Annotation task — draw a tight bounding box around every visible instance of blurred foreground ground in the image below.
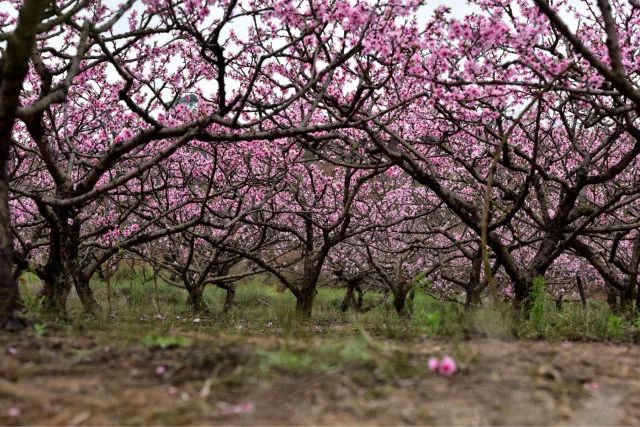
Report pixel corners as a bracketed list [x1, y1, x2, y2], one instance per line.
[2, 326, 640, 426]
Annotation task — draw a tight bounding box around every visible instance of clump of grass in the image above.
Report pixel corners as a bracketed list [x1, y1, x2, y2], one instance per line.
[512, 278, 634, 341]
[529, 276, 547, 334]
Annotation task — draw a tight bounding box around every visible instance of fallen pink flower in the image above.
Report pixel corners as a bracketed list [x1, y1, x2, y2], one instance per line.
[168, 386, 178, 395]
[437, 355, 458, 377]
[7, 347, 17, 355]
[428, 357, 440, 372]
[155, 365, 167, 375]
[584, 381, 600, 391]
[7, 407, 21, 417]
[560, 341, 573, 349]
[219, 401, 255, 415]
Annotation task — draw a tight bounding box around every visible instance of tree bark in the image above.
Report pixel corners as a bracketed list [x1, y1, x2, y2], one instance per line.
[392, 287, 411, 316]
[465, 288, 482, 310]
[295, 287, 316, 317]
[41, 266, 73, 316]
[186, 285, 210, 314]
[39, 212, 101, 315]
[75, 274, 101, 316]
[222, 285, 235, 312]
[340, 279, 357, 312]
[619, 286, 635, 316]
[464, 250, 483, 310]
[0, 178, 17, 326]
[576, 276, 587, 309]
[607, 286, 620, 314]
[0, 0, 49, 327]
[294, 253, 324, 317]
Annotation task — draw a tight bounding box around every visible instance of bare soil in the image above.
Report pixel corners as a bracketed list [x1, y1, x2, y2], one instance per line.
[2, 328, 640, 426]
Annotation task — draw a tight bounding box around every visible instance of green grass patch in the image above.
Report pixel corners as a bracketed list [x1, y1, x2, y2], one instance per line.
[17, 269, 640, 342]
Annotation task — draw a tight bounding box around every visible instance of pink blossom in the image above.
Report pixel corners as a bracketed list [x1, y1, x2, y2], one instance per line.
[6, 346, 17, 355]
[115, 128, 134, 143]
[428, 357, 440, 372]
[155, 365, 167, 375]
[219, 401, 255, 415]
[7, 407, 21, 417]
[437, 356, 458, 377]
[584, 381, 600, 391]
[428, 356, 458, 376]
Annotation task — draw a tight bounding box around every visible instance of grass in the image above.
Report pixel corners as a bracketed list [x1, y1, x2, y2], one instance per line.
[17, 268, 640, 343]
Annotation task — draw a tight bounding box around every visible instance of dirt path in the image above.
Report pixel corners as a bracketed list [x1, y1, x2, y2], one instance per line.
[1, 330, 639, 425]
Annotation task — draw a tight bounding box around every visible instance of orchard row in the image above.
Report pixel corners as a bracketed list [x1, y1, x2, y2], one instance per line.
[1, 0, 640, 323]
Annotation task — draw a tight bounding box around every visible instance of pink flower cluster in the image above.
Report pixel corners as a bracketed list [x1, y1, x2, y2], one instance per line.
[428, 355, 458, 377]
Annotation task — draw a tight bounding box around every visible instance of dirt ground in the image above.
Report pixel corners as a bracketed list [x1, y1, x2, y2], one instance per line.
[2, 328, 640, 426]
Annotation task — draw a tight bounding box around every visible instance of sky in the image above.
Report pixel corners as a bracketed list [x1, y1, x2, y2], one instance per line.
[421, 0, 481, 17]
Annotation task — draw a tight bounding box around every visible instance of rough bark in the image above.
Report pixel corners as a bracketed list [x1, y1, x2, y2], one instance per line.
[39, 213, 100, 315]
[0, 0, 49, 327]
[607, 286, 620, 314]
[75, 275, 101, 315]
[0, 178, 17, 326]
[222, 285, 235, 312]
[576, 276, 587, 309]
[619, 286, 635, 316]
[340, 279, 361, 312]
[392, 286, 413, 316]
[186, 285, 210, 314]
[465, 289, 482, 310]
[295, 288, 317, 317]
[464, 250, 484, 310]
[294, 252, 325, 317]
[340, 282, 355, 312]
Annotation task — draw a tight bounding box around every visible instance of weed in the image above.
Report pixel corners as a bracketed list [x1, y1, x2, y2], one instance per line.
[607, 315, 624, 339]
[34, 323, 47, 337]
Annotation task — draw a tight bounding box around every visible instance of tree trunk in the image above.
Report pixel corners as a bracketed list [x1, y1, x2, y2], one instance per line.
[464, 288, 482, 310]
[294, 254, 324, 318]
[0, 0, 49, 328]
[392, 287, 411, 316]
[619, 286, 635, 316]
[0, 177, 17, 327]
[576, 276, 587, 309]
[340, 280, 357, 312]
[295, 287, 317, 317]
[75, 275, 101, 316]
[464, 249, 483, 311]
[41, 269, 72, 316]
[222, 285, 235, 312]
[355, 285, 364, 310]
[40, 214, 83, 316]
[186, 285, 210, 314]
[513, 280, 532, 313]
[607, 286, 620, 315]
